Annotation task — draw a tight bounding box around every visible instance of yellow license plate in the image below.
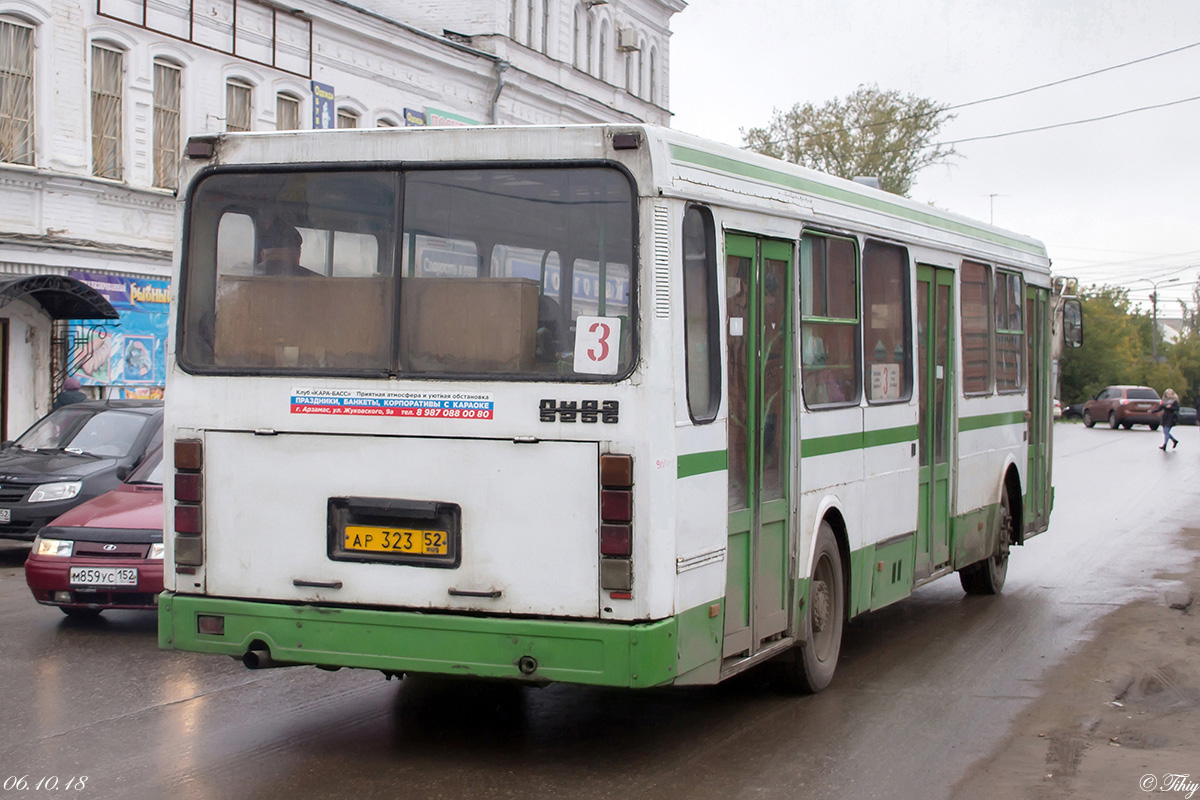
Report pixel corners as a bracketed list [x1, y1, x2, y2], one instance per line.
[343, 525, 449, 556]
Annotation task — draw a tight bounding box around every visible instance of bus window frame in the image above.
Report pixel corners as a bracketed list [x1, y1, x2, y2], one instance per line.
[994, 267, 1025, 394]
[800, 229, 862, 410]
[861, 237, 913, 405]
[175, 160, 641, 383]
[960, 259, 994, 397]
[681, 203, 721, 424]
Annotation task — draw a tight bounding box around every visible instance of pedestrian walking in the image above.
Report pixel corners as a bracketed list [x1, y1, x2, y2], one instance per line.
[1151, 388, 1180, 450]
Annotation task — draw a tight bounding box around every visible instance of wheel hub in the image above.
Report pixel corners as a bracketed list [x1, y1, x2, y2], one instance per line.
[812, 580, 830, 633]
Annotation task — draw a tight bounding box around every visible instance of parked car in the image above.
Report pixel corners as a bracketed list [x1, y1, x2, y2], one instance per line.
[1082, 385, 1161, 430]
[0, 400, 163, 542]
[25, 444, 164, 618]
[1178, 406, 1198, 426]
[1063, 402, 1085, 420]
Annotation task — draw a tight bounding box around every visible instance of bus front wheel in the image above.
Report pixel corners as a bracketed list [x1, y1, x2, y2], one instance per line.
[775, 521, 844, 693]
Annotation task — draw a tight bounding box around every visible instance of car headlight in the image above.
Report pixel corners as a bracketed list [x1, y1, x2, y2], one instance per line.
[28, 481, 82, 503]
[34, 537, 73, 557]
[148, 542, 165, 560]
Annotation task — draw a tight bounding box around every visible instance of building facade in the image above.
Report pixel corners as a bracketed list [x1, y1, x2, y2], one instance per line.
[0, 0, 684, 438]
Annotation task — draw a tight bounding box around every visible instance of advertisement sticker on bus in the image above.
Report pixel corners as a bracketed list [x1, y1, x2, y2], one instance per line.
[290, 389, 494, 419]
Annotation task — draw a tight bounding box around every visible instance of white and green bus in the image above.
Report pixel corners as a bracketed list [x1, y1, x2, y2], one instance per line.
[159, 124, 1080, 692]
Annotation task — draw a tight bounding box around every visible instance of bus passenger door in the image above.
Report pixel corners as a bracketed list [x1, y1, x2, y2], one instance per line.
[724, 234, 792, 659]
[1026, 285, 1051, 530]
[916, 266, 954, 573]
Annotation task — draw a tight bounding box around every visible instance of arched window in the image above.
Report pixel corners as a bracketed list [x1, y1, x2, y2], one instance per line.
[541, 0, 549, 54]
[637, 46, 644, 97]
[276, 92, 300, 130]
[92, 43, 126, 178]
[336, 108, 358, 128]
[586, 15, 593, 74]
[598, 21, 608, 81]
[225, 78, 253, 132]
[511, 0, 518, 38]
[152, 59, 182, 188]
[526, 0, 534, 45]
[649, 47, 657, 104]
[1, 16, 36, 165]
[573, 7, 582, 67]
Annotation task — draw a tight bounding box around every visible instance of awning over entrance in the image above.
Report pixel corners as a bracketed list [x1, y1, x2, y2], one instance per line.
[0, 275, 119, 320]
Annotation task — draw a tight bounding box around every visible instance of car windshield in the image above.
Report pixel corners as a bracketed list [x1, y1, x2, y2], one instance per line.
[16, 408, 150, 458]
[1128, 389, 1159, 400]
[126, 444, 163, 484]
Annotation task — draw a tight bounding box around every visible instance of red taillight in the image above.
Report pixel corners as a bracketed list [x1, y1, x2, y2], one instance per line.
[175, 438, 204, 570]
[599, 454, 633, 595]
[175, 473, 203, 503]
[600, 490, 632, 522]
[175, 504, 202, 534]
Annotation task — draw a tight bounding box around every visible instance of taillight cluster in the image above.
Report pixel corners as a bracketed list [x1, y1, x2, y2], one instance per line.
[599, 453, 633, 598]
[173, 439, 204, 572]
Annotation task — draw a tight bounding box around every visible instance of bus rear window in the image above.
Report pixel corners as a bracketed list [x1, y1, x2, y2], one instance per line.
[180, 167, 636, 379]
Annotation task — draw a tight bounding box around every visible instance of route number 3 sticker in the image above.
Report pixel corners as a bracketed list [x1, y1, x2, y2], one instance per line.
[573, 316, 621, 375]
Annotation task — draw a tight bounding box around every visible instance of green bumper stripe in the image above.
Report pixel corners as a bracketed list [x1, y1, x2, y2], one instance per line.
[678, 449, 727, 478]
[669, 144, 1047, 257]
[959, 411, 1026, 432]
[159, 593, 680, 688]
[801, 424, 918, 458]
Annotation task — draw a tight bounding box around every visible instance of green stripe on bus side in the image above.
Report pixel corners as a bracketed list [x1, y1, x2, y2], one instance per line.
[800, 424, 918, 458]
[677, 450, 728, 479]
[669, 144, 1047, 257]
[959, 411, 1027, 432]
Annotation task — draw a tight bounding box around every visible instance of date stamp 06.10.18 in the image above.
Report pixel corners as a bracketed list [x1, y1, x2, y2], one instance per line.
[3, 776, 88, 792]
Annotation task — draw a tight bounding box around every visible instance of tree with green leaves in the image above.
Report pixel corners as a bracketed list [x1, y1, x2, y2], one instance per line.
[741, 84, 956, 196]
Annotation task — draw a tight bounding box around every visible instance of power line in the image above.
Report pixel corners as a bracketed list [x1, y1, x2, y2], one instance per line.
[750, 39, 1200, 143]
[924, 94, 1200, 149]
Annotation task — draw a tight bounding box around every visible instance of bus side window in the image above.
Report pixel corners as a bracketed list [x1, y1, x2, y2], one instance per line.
[682, 204, 720, 422]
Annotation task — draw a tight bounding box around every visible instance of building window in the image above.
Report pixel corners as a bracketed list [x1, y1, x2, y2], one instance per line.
[961, 261, 992, 395]
[152, 60, 181, 190]
[649, 47, 657, 105]
[801, 232, 860, 407]
[586, 16, 593, 74]
[225, 79, 252, 132]
[573, 8, 582, 67]
[637, 47, 644, 97]
[526, 0, 534, 45]
[541, 0, 549, 54]
[336, 109, 358, 129]
[0, 18, 35, 166]
[598, 22, 608, 82]
[276, 93, 300, 131]
[376, 117, 397, 128]
[91, 44, 124, 180]
[683, 205, 720, 422]
[863, 240, 911, 403]
[995, 270, 1024, 391]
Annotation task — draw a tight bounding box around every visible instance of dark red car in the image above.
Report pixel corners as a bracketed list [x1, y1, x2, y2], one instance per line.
[1082, 385, 1162, 430]
[24, 446, 163, 618]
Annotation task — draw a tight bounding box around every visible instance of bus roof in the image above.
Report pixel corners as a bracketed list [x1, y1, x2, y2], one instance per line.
[191, 122, 1050, 271]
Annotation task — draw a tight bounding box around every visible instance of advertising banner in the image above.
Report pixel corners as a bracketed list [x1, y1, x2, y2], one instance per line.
[67, 272, 170, 397]
[312, 81, 335, 129]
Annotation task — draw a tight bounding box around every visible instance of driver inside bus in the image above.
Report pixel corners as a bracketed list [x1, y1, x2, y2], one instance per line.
[256, 220, 312, 277]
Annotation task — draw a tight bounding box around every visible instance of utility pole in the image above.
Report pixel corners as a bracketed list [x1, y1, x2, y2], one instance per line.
[1138, 276, 1181, 361]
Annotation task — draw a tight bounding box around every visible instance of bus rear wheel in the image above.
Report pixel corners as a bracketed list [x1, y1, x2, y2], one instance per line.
[775, 521, 844, 693]
[960, 488, 1012, 595]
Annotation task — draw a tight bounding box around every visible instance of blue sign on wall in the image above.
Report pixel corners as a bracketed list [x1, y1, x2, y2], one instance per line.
[67, 271, 170, 397]
[312, 81, 335, 129]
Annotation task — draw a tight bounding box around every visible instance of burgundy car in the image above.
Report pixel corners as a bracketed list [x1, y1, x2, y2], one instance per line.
[25, 446, 163, 618]
[1082, 385, 1162, 430]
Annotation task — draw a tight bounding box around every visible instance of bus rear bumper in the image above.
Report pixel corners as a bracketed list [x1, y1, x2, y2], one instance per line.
[158, 592, 690, 688]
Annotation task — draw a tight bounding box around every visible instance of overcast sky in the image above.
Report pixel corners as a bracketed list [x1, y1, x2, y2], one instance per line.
[669, 0, 1200, 314]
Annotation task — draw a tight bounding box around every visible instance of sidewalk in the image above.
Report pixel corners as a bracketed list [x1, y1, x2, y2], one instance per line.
[952, 528, 1200, 800]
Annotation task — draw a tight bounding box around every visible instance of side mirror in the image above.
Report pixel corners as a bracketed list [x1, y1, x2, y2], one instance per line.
[1062, 298, 1083, 348]
[115, 465, 131, 481]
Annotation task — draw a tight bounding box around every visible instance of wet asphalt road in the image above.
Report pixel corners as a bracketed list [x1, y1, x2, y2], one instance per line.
[1, 422, 1197, 800]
